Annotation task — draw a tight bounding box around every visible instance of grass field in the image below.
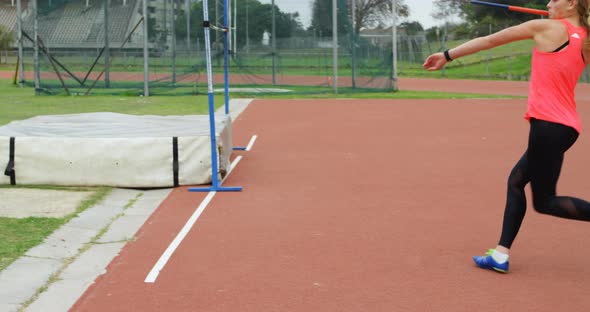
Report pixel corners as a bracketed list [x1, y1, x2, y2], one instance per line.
[0, 81, 219, 125]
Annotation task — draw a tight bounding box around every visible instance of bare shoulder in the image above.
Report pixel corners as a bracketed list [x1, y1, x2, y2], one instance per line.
[520, 19, 561, 33]
[521, 19, 569, 45]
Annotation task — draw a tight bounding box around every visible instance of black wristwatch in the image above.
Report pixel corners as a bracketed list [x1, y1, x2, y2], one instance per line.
[444, 50, 453, 62]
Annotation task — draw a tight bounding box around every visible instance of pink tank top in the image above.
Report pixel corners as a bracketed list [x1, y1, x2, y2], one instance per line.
[525, 20, 587, 133]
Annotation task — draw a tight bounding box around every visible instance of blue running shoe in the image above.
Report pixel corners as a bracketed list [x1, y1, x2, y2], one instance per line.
[473, 249, 509, 273]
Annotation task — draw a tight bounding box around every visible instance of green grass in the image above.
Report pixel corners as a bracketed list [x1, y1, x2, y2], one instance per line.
[0, 217, 64, 270]
[0, 82, 224, 126]
[0, 187, 111, 272]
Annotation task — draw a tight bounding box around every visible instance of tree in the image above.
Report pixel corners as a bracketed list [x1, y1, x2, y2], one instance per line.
[351, 0, 409, 33]
[309, 0, 410, 37]
[399, 21, 423, 36]
[175, 0, 304, 49]
[432, 0, 547, 29]
[431, 0, 464, 21]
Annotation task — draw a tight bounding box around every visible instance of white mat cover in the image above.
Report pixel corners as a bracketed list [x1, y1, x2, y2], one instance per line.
[0, 112, 232, 187]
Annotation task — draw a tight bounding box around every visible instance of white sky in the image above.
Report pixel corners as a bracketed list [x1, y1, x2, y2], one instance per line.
[257, 0, 451, 30]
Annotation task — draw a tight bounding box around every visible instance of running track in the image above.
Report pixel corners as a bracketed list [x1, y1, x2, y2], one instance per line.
[70, 89, 590, 311]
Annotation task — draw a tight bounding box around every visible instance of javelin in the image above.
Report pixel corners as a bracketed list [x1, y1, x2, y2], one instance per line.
[470, 0, 549, 16]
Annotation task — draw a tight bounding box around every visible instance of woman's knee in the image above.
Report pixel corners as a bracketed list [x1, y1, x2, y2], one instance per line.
[507, 167, 527, 190]
[532, 196, 553, 214]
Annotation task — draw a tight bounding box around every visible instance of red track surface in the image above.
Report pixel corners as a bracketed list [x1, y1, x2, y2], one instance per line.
[70, 95, 590, 311]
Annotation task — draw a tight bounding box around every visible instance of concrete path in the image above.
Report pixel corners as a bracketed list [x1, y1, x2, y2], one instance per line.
[0, 188, 172, 312]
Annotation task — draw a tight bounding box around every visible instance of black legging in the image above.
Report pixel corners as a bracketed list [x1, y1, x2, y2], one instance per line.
[499, 118, 590, 248]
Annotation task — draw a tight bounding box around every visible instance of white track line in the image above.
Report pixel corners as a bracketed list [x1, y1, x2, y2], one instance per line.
[144, 156, 243, 283]
[245, 135, 258, 151]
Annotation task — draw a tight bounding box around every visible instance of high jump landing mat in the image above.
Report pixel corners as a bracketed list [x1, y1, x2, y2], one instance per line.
[0, 112, 233, 188]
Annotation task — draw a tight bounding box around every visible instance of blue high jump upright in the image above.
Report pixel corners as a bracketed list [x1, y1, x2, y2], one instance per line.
[189, 0, 242, 193]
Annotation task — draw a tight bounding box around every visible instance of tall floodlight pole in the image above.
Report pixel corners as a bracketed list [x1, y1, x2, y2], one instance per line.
[233, 0, 237, 54]
[271, 0, 276, 85]
[16, 0, 23, 86]
[351, 0, 356, 89]
[104, 0, 110, 87]
[332, 0, 337, 94]
[391, 0, 398, 91]
[143, 0, 149, 96]
[246, 1, 249, 53]
[186, 0, 190, 51]
[171, 0, 177, 84]
[163, 0, 168, 65]
[34, 0, 39, 94]
[227, 0, 231, 52]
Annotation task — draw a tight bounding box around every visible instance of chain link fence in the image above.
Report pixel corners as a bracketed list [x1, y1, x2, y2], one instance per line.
[2, 0, 580, 95]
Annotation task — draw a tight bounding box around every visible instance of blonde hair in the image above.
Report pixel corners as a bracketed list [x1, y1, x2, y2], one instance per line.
[577, 0, 590, 54]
